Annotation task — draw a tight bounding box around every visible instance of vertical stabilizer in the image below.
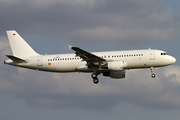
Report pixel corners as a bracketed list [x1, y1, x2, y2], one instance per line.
[6, 30, 39, 57]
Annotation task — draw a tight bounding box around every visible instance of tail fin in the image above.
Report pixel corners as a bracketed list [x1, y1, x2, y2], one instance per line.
[6, 30, 39, 57]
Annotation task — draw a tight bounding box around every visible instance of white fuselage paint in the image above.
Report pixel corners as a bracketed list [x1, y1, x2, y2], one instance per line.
[5, 49, 176, 73]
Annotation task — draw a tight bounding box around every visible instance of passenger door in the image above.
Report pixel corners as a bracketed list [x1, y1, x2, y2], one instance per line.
[37, 56, 43, 66]
[149, 50, 155, 60]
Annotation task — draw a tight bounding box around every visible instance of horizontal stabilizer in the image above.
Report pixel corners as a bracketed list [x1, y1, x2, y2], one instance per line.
[6, 55, 27, 63]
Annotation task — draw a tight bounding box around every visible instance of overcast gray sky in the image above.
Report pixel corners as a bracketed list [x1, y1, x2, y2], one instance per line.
[1, 0, 180, 120]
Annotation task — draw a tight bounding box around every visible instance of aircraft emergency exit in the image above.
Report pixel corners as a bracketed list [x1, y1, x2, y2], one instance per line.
[4, 30, 176, 84]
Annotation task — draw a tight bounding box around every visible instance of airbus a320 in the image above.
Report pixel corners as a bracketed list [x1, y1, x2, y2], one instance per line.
[4, 30, 176, 84]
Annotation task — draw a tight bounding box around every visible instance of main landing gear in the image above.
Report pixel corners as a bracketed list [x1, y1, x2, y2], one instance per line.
[91, 73, 99, 84]
[151, 67, 156, 78]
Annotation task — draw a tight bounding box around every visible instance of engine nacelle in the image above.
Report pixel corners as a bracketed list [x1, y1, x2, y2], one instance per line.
[103, 70, 126, 79]
[107, 61, 126, 71]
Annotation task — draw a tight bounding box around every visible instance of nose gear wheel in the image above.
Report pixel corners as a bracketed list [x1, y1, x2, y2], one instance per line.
[150, 67, 156, 78]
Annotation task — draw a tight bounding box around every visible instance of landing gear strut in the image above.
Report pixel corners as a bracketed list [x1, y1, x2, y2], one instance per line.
[91, 73, 99, 84]
[151, 67, 156, 78]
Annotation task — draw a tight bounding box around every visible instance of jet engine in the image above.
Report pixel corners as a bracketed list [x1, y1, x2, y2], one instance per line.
[103, 70, 126, 79]
[102, 61, 127, 71]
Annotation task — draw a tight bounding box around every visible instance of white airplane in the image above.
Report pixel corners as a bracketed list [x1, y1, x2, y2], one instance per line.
[4, 30, 176, 84]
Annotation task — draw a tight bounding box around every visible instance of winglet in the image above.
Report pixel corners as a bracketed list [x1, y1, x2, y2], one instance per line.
[68, 45, 73, 49]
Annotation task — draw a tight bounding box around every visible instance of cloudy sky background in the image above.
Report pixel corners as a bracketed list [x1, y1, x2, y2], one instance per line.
[0, 0, 180, 120]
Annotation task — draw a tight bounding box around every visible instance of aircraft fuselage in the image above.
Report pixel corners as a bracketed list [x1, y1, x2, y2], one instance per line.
[5, 49, 176, 72]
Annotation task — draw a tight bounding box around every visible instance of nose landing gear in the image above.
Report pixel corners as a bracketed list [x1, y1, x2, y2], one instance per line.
[91, 73, 99, 84]
[151, 67, 156, 78]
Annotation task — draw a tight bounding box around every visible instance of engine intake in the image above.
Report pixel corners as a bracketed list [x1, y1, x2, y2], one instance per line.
[102, 61, 126, 71]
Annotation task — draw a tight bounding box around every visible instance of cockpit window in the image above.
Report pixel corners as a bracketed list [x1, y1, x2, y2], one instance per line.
[161, 53, 167, 55]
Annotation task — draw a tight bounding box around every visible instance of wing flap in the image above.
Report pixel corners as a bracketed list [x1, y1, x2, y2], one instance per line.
[6, 55, 27, 63]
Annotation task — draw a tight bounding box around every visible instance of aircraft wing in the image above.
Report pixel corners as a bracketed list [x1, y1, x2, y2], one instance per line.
[68, 45, 106, 65]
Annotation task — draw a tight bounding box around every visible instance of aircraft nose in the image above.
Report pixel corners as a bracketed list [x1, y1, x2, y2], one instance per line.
[169, 56, 176, 64]
[172, 57, 176, 63]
